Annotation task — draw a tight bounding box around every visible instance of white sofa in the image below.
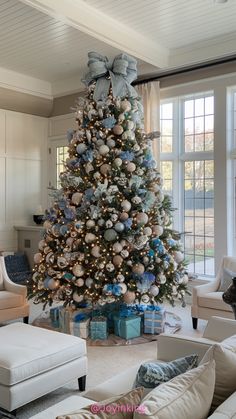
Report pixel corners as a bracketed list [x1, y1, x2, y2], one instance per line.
[30, 316, 236, 419]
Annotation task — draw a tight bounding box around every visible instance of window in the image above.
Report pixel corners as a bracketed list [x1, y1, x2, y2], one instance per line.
[160, 93, 215, 276]
[56, 146, 69, 188]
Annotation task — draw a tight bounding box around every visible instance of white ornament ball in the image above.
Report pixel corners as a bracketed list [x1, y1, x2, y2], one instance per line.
[113, 255, 123, 267]
[113, 242, 123, 253]
[173, 251, 184, 264]
[143, 227, 152, 236]
[121, 200, 131, 212]
[111, 214, 118, 222]
[107, 138, 116, 148]
[158, 273, 166, 284]
[96, 139, 104, 147]
[136, 212, 149, 225]
[72, 264, 85, 277]
[119, 283, 127, 294]
[85, 233, 96, 243]
[127, 120, 134, 130]
[48, 279, 60, 290]
[76, 143, 87, 154]
[121, 249, 129, 258]
[34, 253, 43, 264]
[152, 225, 163, 237]
[120, 212, 128, 222]
[98, 218, 105, 226]
[106, 263, 115, 272]
[118, 113, 125, 122]
[104, 229, 118, 242]
[72, 192, 83, 205]
[106, 220, 113, 228]
[91, 245, 101, 257]
[86, 219, 95, 228]
[182, 274, 189, 285]
[126, 162, 136, 172]
[150, 285, 160, 297]
[85, 277, 93, 287]
[141, 294, 150, 304]
[76, 278, 84, 287]
[100, 164, 111, 175]
[117, 274, 125, 282]
[114, 222, 125, 232]
[73, 292, 84, 303]
[132, 263, 145, 275]
[99, 145, 109, 156]
[113, 125, 124, 135]
[114, 158, 122, 167]
[123, 291, 136, 304]
[121, 100, 131, 112]
[38, 240, 46, 251]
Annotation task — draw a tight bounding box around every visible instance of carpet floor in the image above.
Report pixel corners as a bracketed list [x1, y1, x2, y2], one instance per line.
[2, 302, 207, 419]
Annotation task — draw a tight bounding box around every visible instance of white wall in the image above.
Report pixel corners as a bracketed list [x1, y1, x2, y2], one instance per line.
[0, 109, 48, 251]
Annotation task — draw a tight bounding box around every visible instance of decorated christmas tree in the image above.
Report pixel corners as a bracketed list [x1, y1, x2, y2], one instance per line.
[32, 52, 188, 309]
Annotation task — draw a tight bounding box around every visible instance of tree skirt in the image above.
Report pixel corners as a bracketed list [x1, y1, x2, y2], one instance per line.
[32, 310, 181, 346]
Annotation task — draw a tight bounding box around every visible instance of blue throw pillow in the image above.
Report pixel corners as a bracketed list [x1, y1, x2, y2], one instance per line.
[134, 354, 198, 389]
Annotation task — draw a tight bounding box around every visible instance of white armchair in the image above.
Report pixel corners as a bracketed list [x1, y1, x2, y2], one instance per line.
[0, 256, 29, 323]
[191, 256, 236, 329]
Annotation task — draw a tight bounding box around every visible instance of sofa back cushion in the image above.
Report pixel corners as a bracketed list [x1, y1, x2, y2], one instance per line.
[134, 360, 215, 419]
[0, 271, 4, 290]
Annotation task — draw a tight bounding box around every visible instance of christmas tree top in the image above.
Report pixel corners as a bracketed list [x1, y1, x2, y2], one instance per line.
[32, 52, 188, 308]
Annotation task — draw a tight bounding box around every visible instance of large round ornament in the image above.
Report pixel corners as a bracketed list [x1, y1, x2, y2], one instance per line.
[85, 277, 93, 287]
[100, 164, 111, 175]
[150, 285, 160, 297]
[117, 274, 125, 282]
[73, 292, 84, 303]
[126, 162, 136, 172]
[38, 239, 46, 251]
[34, 253, 43, 264]
[72, 264, 85, 277]
[136, 212, 149, 225]
[104, 229, 118, 242]
[121, 200, 131, 212]
[173, 251, 184, 264]
[152, 225, 163, 237]
[107, 138, 116, 148]
[114, 158, 122, 167]
[123, 291, 136, 304]
[113, 125, 124, 135]
[143, 227, 152, 236]
[119, 283, 127, 294]
[76, 143, 87, 154]
[76, 278, 84, 287]
[120, 212, 129, 221]
[113, 242, 123, 253]
[48, 278, 60, 290]
[114, 222, 125, 232]
[91, 245, 101, 257]
[99, 145, 109, 155]
[113, 255, 123, 267]
[85, 233, 96, 243]
[141, 294, 150, 304]
[120, 100, 131, 112]
[86, 219, 95, 229]
[132, 263, 145, 275]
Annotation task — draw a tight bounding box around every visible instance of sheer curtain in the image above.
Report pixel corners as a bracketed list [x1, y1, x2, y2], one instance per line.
[136, 81, 160, 168]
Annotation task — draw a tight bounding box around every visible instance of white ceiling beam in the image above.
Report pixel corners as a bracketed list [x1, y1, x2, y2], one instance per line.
[20, 0, 169, 69]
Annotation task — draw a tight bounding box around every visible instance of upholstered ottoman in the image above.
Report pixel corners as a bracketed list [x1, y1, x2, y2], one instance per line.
[0, 322, 88, 415]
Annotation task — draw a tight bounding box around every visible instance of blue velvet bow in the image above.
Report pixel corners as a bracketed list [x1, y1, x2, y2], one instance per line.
[82, 52, 138, 101]
[74, 313, 88, 322]
[145, 305, 161, 312]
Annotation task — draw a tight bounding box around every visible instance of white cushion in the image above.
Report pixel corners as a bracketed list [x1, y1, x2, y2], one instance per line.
[208, 391, 236, 418]
[0, 291, 24, 309]
[201, 343, 236, 409]
[198, 292, 231, 312]
[134, 360, 215, 419]
[0, 323, 86, 385]
[0, 271, 4, 291]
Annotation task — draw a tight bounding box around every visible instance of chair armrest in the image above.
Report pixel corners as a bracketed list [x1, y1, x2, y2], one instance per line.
[192, 280, 219, 306]
[203, 316, 236, 342]
[0, 256, 27, 298]
[157, 333, 214, 362]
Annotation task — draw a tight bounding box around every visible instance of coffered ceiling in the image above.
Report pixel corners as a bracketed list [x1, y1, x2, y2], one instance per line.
[0, 0, 236, 98]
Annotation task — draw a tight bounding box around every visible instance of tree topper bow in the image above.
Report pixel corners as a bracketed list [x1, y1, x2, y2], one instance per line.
[82, 52, 138, 101]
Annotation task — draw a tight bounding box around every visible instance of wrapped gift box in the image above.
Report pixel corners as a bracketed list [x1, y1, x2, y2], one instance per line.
[144, 307, 165, 334]
[90, 316, 108, 340]
[113, 315, 141, 340]
[50, 306, 63, 329]
[73, 318, 90, 339]
[59, 307, 92, 335]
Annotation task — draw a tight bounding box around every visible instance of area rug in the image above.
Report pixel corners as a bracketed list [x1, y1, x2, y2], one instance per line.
[32, 310, 181, 346]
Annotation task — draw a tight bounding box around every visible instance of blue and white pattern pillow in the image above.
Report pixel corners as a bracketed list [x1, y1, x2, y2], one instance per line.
[219, 267, 236, 292]
[134, 354, 198, 389]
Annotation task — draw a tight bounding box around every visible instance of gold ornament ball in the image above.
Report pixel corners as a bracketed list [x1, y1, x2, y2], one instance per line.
[73, 292, 84, 303]
[113, 255, 123, 267]
[123, 291, 136, 304]
[132, 263, 145, 275]
[120, 212, 129, 221]
[72, 264, 85, 277]
[136, 212, 149, 225]
[48, 279, 60, 290]
[113, 124, 124, 135]
[152, 225, 163, 236]
[34, 253, 43, 264]
[91, 245, 101, 257]
[100, 164, 111, 175]
[72, 192, 83, 205]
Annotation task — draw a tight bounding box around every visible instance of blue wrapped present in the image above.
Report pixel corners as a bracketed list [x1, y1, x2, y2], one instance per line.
[144, 306, 165, 334]
[114, 315, 141, 340]
[50, 306, 63, 328]
[90, 316, 108, 340]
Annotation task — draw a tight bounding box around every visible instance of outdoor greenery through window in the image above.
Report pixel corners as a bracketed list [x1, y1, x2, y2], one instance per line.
[160, 93, 215, 276]
[56, 146, 69, 189]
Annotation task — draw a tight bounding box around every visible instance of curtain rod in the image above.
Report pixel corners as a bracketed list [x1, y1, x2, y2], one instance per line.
[133, 55, 236, 86]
